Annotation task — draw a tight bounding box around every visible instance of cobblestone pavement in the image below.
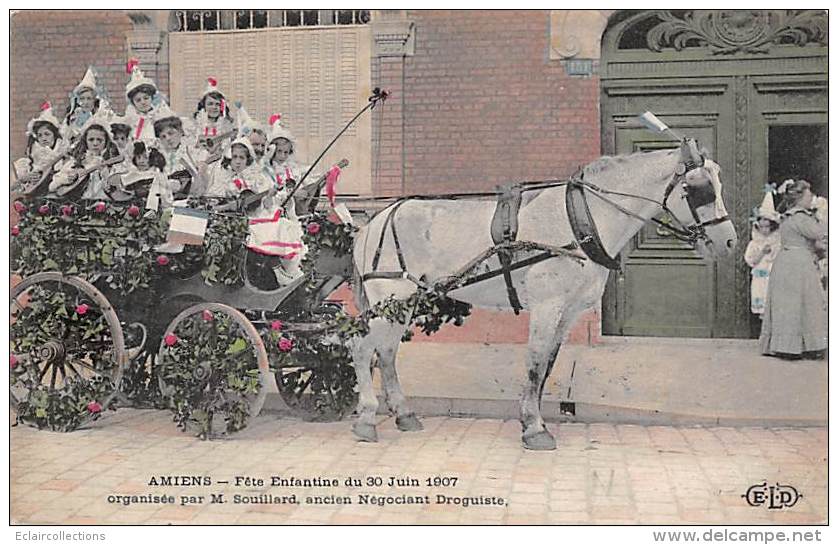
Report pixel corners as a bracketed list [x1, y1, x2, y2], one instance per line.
[10, 410, 826, 525]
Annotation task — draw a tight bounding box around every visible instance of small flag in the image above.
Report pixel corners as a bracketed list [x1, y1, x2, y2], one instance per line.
[167, 207, 209, 246]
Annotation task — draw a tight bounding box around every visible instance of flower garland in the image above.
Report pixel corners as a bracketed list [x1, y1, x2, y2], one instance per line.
[156, 309, 263, 439]
[10, 285, 118, 431]
[262, 311, 365, 420]
[300, 210, 357, 290]
[11, 199, 165, 296]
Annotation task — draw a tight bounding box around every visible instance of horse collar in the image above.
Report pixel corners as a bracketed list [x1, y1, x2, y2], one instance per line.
[565, 179, 621, 271]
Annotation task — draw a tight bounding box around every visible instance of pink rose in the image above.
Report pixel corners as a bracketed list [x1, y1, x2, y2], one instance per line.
[87, 401, 102, 414]
[13, 201, 26, 213]
[11, 226, 20, 237]
[164, 333, 178, 347]
[10, 354, 18, 369]
[94, 201, 107, 213]
[75, 303, 89, 315]
[233, 178, 243, 190]
[38, 204, 50, 215]
[306, 222, 321, 235]
[202, 310, 214, 322]
[156, 255, 170, 266]
[278, 337, 294, 352]
[270, 320, 283, 331]
[127, 205, 140, 218]
[61, 205, 74, 217]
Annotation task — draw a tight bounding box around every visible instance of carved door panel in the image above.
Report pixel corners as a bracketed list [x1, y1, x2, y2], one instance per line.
[604, 124, 719, 338]
[600, 9, 827, 339]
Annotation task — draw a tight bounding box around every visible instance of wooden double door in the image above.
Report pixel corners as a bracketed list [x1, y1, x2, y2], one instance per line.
[599, 10, 827, 338]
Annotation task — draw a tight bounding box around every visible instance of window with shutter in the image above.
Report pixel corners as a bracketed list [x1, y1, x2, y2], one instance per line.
[169, 24, 372, 195]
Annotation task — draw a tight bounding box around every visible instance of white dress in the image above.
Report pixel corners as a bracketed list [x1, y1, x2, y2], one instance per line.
[14, 140, 68, 178]
[744, 227, 781, 315]
[48, 151, 116, 200]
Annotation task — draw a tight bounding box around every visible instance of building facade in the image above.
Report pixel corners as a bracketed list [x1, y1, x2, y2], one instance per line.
[10, 9, 828, 341]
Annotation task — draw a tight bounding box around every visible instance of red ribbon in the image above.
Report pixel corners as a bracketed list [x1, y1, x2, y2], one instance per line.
[325, 165, 341, 208]
[135, 117, 145, 140]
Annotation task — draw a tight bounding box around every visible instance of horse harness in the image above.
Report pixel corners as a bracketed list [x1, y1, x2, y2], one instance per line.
[361, 150, 728, 314]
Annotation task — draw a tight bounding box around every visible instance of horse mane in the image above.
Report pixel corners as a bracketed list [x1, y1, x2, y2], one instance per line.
[581, 148, 676, 189]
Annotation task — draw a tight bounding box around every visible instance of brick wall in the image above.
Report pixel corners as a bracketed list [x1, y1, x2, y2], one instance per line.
[370, 10, 604, 344]
[10, 11, 134, 159]
[373, 10, 601, 195]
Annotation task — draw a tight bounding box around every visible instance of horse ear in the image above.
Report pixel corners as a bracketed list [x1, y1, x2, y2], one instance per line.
[680, 138, 704, 167]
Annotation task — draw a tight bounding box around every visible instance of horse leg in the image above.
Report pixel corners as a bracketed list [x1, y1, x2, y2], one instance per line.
[520, 303, 570, 450]
[374, 323, 423, 432]
[349, 326, 380, 442]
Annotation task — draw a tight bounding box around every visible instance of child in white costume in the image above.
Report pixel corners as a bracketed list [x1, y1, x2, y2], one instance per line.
[152, 104, 209, 200]
[124, 59, 166, 145]
[744, 190, 781, 316]
[61, 66, 107, 144]
[190, 77, 237, 155]
[13, 101, 69, 188]
[49, 110, 122, 200]
[258, 114, 318, 284]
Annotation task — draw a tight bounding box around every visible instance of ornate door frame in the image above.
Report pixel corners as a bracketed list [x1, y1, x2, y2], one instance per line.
[600, 10, 827, 338]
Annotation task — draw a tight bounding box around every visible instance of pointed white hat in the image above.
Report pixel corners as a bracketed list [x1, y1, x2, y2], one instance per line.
[225, 136, 256, 160]
[202, 76, 226, 99]
[757, 189, 780, 222]
[125, 58, 158, 98]
[74, 66, 97, 94]
[79, 104, 115, 134]
[27, 100, 62, 135]
[235, 103, 260, 136]
[267, 113, 295, 143]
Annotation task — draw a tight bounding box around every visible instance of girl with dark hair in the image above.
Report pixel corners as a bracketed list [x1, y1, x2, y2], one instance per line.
[191, 78, 236, 154]
[124, 59, 165, 144]
[759, 179, 828, 359]
[13, 101, 68, 189]
[49, 116, 121, 200]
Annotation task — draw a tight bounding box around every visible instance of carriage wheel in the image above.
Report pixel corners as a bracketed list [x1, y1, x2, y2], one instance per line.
[273, 350, 358, 422]
[156, 303, 269, 439]
[10, 272, 126, 431]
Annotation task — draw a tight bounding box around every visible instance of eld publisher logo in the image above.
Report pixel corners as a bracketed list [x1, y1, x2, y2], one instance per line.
[742, 482, 802, 509]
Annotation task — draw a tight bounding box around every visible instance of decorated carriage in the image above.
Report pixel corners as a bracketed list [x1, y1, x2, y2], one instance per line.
[10, 180, 364, 439]
[10, 105, 739, 450]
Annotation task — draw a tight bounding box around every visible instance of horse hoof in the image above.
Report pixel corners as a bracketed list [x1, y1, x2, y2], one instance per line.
[352, 422, 379, 443]
[522, 431, 556, 451]
[396, 414, 424, 432]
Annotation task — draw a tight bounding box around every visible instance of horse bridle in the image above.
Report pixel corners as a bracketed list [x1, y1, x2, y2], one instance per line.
[659, 157, 732, 244]
[578, 151, 731, 245]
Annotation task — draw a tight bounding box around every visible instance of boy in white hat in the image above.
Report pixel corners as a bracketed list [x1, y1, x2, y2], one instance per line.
[61, 66, 106, 144]
[13, 101, 69, 191]
[125, 59, 166, 144]
[190, 77, 237, 156]
[153, 114, 204, 200]
[744, 188, 782, 319]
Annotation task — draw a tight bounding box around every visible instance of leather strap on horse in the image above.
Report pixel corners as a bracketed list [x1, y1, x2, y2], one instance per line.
[490, 184, 524, 314]
[566, 177, 622, 270]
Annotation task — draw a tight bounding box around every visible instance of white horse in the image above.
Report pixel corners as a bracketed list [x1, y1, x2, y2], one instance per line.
[349, 140, 737, 450]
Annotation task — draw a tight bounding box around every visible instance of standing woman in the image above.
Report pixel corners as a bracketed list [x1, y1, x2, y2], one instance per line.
[759, 179, 828, 359]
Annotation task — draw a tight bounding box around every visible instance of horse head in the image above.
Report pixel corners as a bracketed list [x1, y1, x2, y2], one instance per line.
[663, 139, 738, 258]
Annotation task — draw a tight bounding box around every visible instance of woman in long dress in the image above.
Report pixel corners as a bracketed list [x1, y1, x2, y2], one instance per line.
[759, 179, 828, 358]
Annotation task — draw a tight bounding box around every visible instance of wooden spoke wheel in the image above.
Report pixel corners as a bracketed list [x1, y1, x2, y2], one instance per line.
[10, 272, 126, 431]
[156, 303, 269, 439]
[272, 334, 358, 422]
